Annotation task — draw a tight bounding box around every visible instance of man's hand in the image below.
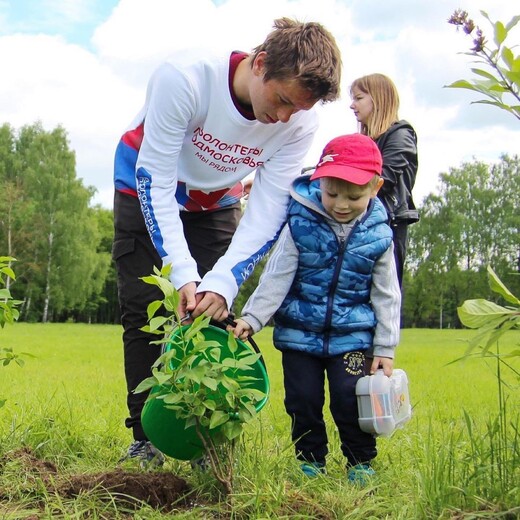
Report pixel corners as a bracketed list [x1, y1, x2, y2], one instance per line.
[177, 282, 198, 319]
[192, 291, 229, 321]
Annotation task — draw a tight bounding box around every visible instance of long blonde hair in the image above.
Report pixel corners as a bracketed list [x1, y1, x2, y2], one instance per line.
[350, 73, 399, 138]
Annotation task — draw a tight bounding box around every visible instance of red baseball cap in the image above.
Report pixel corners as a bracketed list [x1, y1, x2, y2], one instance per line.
[310, 134, 382, 185]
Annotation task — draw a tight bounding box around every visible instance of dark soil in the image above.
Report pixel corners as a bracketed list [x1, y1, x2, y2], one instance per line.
[59, 469, 190, 510]
[1, 447, 192, 512]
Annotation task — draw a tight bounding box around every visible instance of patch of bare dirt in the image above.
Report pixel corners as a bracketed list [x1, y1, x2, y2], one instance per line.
[1, 447, 192, 512]
[59, 469, 190, 510]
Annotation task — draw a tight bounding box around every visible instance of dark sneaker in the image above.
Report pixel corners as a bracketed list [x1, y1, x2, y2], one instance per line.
[120, 440, 165, 469]
[347, 463, 375, 485]
[300, 461, 326, 477]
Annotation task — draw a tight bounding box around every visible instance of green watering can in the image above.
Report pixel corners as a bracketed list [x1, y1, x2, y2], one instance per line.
[141, 321, 269, 461]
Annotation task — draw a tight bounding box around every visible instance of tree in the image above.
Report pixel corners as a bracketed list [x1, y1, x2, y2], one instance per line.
[0, 125, 30, 289]
[0, 122, 110, 322]
[404, 156, 520, 327]
[68, 205, 118, 324]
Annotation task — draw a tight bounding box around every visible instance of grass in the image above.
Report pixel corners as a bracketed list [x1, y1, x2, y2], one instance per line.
[1, 324, 519, 519]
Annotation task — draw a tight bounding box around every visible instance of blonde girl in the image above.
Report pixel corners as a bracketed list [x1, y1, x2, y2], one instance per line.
[350, 73, 419, 287]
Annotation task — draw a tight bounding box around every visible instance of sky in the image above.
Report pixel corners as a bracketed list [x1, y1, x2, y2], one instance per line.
[0, 0, 518, 208]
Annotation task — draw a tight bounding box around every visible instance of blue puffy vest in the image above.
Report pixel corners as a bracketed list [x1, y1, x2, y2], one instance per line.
[273, 193, 392, 357]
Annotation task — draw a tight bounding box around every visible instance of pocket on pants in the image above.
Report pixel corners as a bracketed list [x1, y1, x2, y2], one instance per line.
[112, 238, 135, 262]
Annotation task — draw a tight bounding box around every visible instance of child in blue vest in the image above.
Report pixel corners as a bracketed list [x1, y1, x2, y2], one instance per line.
[231, 133, 401, 483]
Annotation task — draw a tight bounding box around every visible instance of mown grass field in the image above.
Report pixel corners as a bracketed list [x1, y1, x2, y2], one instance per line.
[1, 324, 519, 519]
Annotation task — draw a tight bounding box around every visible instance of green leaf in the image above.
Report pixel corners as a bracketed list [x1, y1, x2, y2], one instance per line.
[222, 358, 239, 369]
[445, 80, 479, 91]
[235, 375, 261, 383]
[185, 416, 197, 428]
[227, 331, 238, 354]
[472, 100, 511, 111]
[148, 315, 170, 333]
[237, 408, 253, 423]
[487, 266, 520, 305]
[193, 405, 206, 417]
[160, 263, 173, 278]
[457, 299, 515, 328]
[480, 318, 519, 354]
[501, 47, 515, 68]
[163, 392, 183, 404]
[133, 377, 158, 394]
[237, 353, 261, 366]
[209, 410, 230, 429]
[504, 70, 520, 87]
[221, 420, 243, 441]
[201, 377, 218, 391]
[154, 275, 175, 297]
[0, 267, 16, 280]
[184, 315, 211, 341]
[488, 84, 508, 93]
[241, 401, 257, 418]
[163, 292, 180, 313]
[140, 275, 159, 286]
[208, 348, 221, 362]
[225, 392, 235, 408]
[203, 399, 216, 410]
[146, 300, 163, 321]
[0, 288, 11, 299]
[153, 370, 173, 385]
[494, 20, 507, 46]
[186, 364, 209, 384]
[505, 14, 520, 31]
[470, 68, 500, 82]
[237, 388, 266, 402]
[479, 10, 490, 22]
[463, 316, 515, 354]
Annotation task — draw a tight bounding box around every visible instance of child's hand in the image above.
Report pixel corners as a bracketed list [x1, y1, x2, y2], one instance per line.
[227, 318, 253, 341]
[369, 356, 394, 377]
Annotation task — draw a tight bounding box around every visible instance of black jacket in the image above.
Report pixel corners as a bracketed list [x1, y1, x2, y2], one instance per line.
[375, 120, 419, 225]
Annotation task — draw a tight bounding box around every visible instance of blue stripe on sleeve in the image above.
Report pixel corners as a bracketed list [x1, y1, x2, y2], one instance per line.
[231, 227, 282, 287]
[136, 167, 167, 258]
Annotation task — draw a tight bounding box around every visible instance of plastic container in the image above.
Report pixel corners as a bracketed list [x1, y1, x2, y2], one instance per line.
[355, 368, 411, 437]
[141, 324, 269, 460]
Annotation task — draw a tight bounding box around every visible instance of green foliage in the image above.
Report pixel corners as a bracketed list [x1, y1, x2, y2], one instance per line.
[0, 256, 25, 408]
[404, 156, 520, 328]
[0, 122, 111, 322]
[453, 268, 520, 503]
[0, 256, 21, 328]
[447, 9, 520, 120]
[457, 266, 520, 355]
[135, 264, 267, 493]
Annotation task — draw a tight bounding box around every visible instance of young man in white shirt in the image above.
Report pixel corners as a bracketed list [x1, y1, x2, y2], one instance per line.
[113, 17, 342, 466]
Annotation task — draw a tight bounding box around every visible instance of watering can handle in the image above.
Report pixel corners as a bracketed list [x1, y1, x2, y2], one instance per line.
[211, 316, 267, 370]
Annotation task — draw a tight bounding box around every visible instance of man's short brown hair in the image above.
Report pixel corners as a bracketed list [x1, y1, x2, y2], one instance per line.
[251, 18, 342, 103]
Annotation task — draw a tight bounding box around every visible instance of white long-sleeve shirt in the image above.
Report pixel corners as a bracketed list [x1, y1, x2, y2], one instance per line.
[114, 49, 318, 306]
